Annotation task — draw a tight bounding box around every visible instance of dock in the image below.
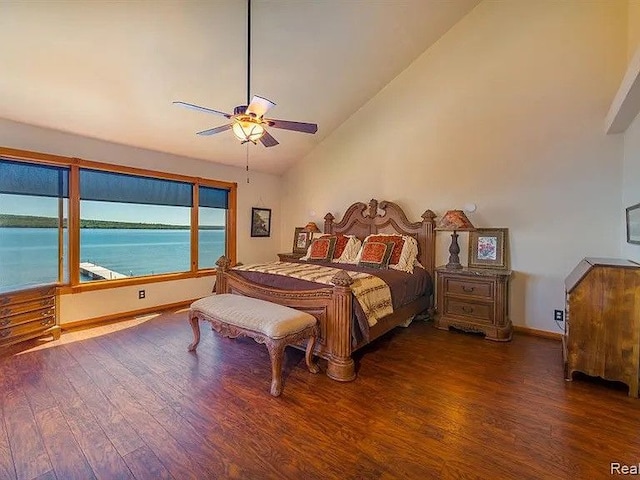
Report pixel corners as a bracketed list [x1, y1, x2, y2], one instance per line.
[80, 262, 128, 280]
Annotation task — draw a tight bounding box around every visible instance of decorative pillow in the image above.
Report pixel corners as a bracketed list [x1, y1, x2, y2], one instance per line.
[358, 233, 419, 273]
[317, 234, 350, 260]
[358, 241, 395, 269]
[307, 237, 337, 262]
[365, 234, 405, 266]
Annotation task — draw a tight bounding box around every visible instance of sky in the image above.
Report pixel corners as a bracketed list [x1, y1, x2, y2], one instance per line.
[1, 194, 226, 226]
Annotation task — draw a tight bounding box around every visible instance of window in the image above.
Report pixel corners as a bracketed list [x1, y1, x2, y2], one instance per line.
[0, 159, 69, 292]
[79, 169, 194, 282]
[198, 185, 228, 269]
[0, 151, 236, 293]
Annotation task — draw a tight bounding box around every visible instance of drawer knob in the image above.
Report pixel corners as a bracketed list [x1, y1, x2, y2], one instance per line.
[0, 308, 10, 317]
[0, 297, 9, 306]
[0, 329, 10, 338]
[462, 286, 475, 293]
[462, 306, 474, 314]
[0, 319, 10, 327]
[41, 318, 53, 326]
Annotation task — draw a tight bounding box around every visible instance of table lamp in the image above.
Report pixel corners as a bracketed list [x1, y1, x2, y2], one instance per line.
[303, 222, 321, 240]
[435, 210, 476, 269]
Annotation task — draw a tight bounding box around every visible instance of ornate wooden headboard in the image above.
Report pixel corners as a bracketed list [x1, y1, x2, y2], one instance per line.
[323, 199, 437, 279]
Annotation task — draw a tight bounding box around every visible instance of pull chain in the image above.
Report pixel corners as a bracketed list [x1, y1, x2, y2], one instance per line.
[246, 143, 250, 184]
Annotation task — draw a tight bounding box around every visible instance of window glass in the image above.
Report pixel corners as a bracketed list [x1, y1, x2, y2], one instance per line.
[0, 160, 69, 292]
[79, 201, 191, 282]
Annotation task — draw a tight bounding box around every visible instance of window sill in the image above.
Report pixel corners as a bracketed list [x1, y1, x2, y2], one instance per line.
[57, 269, 216, 294]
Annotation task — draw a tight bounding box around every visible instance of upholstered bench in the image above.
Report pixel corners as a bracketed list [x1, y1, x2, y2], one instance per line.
[188, 294, 319, 396]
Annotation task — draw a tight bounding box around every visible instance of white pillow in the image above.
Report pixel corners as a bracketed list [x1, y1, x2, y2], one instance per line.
[392, 235, 419, 274]
[333, 236, 362, 264]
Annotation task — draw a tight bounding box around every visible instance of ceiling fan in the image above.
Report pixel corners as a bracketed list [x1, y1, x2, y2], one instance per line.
[173, 0, 318, 148]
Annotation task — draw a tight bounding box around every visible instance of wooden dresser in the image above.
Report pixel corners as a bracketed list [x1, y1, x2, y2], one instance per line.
[435, 266, 512, 341]
[564, 257, 640, 397]
[0, 285, 59, 349]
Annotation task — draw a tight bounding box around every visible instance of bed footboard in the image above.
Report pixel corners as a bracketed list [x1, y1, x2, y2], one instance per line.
[215, 256, 357, 382]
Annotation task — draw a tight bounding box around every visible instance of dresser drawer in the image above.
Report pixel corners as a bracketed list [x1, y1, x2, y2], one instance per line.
[444, 278, 493, 299]
[0, 286, 55, 306]
[0, 307, 55, 329]
[0, 296, 55, 317]
[0, 315, 56, 342]
[443, 298, 494, 323]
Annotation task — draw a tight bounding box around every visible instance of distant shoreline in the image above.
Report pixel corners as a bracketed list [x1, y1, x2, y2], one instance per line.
[0, 214, 224, 230]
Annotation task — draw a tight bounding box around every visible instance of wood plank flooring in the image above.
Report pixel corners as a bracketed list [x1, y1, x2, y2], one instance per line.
[1, 310, 639, 480]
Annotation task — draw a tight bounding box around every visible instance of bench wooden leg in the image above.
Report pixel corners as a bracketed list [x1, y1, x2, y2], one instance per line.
[188, 314, 201, 352]
[305, 329, 320, 374]
[266, 340, 285, 397]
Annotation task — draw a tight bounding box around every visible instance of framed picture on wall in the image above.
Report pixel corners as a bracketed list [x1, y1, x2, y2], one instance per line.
[251, 207, 271, 237]
[468, 228, 509, 269]
[292, 227, 311, 254]
[626, 202, 640, 245]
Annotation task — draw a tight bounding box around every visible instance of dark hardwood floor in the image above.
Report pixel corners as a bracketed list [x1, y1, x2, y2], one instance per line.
[1, 310, 639, 480]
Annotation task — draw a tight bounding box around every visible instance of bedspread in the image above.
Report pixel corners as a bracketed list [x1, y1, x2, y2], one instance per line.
[233, 261, 392, 326]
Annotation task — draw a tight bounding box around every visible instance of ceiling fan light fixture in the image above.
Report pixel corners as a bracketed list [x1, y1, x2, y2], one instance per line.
[232, 120, 265, 143]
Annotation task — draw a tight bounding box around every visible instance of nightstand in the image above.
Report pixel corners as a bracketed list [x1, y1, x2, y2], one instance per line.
[277, 252, 304, 262]
[435, 266, 512, 341]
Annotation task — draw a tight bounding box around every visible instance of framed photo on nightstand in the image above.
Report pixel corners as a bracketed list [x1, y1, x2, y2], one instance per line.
[293, 227, 311, 254]
[468, 228, 509, 269]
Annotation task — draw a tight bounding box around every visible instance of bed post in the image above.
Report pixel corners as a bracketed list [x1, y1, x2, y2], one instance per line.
[421, 210, 437, 278]
[327, 271, 356, 382]
[215, 255, 230, 294]
[421, 210, 437, 314]
[324, 212, 335, 234]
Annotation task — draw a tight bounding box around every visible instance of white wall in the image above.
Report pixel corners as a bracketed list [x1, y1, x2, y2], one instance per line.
[622, 0, 640, 261]
[281, 1, 627, 333]
[0, 118, 282, 324]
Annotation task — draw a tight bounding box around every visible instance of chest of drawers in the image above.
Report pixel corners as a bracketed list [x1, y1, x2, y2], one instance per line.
[435, 266, 512, 341]
[0, 285, 60, 348]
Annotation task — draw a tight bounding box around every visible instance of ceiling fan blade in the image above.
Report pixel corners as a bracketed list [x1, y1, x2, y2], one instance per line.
[173, 101, 232, 118]
[265, 118, 318, 134]
[196, 124, 232, 136]
[245, 95, 276, 119]
[259, 129, 279, 148]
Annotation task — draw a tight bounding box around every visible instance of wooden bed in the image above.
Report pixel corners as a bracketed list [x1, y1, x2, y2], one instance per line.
[214, 198, 437, 382]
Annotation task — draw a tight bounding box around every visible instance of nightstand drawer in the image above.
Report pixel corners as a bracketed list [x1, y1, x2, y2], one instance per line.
[444, 299, 494, 323]
[444, 278, 493, 299]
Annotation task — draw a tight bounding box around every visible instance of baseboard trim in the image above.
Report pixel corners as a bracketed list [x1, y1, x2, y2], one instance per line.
[514, 325, 563, 341]
[61, 299, 196, 332]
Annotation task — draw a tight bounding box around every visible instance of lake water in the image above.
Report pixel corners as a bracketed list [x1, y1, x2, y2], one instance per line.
[0, 228, 225, 291]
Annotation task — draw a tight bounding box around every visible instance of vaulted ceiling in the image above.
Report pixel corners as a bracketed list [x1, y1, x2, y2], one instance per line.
[0, 0, 479, 174]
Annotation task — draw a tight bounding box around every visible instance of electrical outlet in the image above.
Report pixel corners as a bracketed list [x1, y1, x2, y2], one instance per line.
[138, 289, 145, 299]
[554, 309, 563, 322]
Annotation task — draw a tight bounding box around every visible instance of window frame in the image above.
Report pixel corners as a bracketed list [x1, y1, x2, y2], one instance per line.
[0, 147, 237, 294]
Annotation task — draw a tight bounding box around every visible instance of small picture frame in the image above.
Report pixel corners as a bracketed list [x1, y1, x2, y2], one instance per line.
[251, 207, 271, 237]
[626, 202, 640, 245]
[468, 228, 509, 269]
[293, 227, 311, 254]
